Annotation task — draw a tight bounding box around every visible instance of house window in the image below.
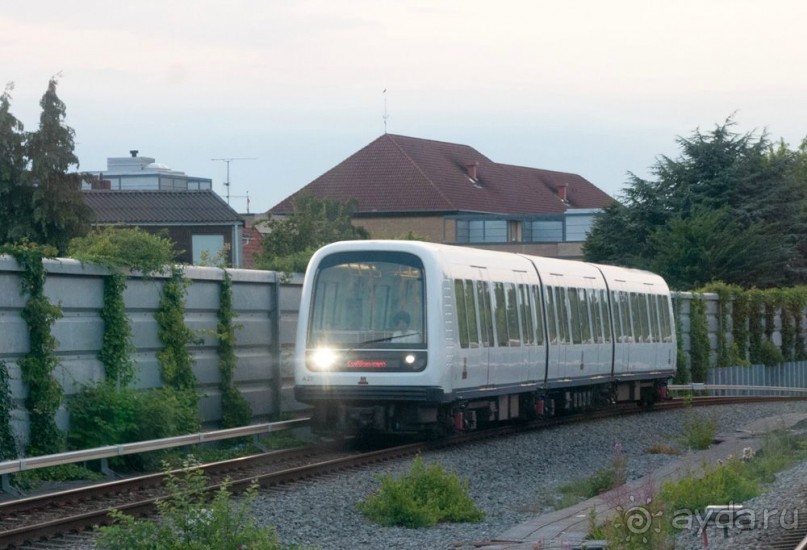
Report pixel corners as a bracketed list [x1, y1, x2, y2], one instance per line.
[565, 213, 595, 241]
[524, 220, 563, 242]
[192, 234, 226, 265]
[456, 219, 507, 243]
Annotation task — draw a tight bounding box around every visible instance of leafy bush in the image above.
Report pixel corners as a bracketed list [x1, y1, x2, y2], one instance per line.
[758, 340, 785, 367]
[68, 226, 175, 274]
[67, 383, 138, 450]
[68, 386, 200, 471]
[357, 455, 485, 528]
[96, 458, 283, 549]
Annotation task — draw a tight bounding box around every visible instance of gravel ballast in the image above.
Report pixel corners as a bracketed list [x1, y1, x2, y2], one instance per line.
[252, 401, 807, 549]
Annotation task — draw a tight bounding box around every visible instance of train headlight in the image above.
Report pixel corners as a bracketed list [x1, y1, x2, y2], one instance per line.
[404, 354, 416, 365]
[311, 348, 338, 371]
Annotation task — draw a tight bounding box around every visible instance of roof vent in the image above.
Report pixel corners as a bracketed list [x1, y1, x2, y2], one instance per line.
[130, 150, 139, 158]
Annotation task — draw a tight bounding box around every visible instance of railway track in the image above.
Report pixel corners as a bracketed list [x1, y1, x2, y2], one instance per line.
[1, 395, 802, 549]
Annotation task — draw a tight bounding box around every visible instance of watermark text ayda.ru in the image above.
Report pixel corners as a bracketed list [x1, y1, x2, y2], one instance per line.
[667, 505, 799, 534]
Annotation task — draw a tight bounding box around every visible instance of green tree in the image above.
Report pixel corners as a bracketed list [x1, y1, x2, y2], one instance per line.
[255, 193, 369, 272]
[0, 83, 32, 243]
[25, 77, 92, 253]
[584, 118, 807, 288]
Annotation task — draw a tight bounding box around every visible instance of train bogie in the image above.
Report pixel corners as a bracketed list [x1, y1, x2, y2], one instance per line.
[294, 240, 675, 436]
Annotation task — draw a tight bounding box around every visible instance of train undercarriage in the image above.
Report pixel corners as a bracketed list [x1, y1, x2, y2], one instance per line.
[309, 379, 670, 437]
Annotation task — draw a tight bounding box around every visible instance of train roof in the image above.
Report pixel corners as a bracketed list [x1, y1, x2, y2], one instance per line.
[310, 240, 669, 292]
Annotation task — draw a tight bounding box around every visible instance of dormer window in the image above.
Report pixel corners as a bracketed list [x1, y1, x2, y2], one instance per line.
[465, 162, 480, 185]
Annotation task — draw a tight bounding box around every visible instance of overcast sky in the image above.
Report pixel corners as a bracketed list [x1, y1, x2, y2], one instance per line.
[3, 1, 806, 214]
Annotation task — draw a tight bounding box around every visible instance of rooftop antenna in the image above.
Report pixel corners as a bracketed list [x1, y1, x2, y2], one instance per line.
[382, 88, 389, 133]
[211, 157, 256, 205]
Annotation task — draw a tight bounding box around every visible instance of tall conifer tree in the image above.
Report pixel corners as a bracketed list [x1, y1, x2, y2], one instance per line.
[25, 77, 91, 253]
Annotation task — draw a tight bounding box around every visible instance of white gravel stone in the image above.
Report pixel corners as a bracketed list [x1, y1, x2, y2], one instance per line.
[251, 401, 807, 549]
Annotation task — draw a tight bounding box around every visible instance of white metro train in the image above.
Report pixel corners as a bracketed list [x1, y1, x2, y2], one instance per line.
[294, 240, 676, 436]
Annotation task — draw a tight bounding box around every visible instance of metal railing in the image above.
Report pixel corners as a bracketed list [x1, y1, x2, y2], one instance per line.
[668, 383, 807, 395]
[0, 418, 309, 478]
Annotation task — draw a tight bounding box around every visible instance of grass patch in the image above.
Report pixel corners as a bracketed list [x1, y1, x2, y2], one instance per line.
[260, 430, 308, 450]
[357, 455, 485, 528]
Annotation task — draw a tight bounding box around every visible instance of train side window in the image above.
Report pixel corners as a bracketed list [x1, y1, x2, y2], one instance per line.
[545, 286, 559, 343]
[531, 285, 545, 345]
[579, 288, 592, 343]
[601, 289, 613, 343]
[476, 280, 494, 347]
[493, 282, 509, 347]
[609, 291, 621, 341]
[555, 287, 570, 344]
[658, 294, 672, 342]
[506, 283, 521, 346]
[589, 288, 603, 343]
[619, 291, 633, 342]
[454, 280, 469, 348]
[631, 293, 650, 342]
[465, 280, 480, 348]
[568, 288, 582, 344]
[648, 293, 660, 343]
[519, 284, 534, 345]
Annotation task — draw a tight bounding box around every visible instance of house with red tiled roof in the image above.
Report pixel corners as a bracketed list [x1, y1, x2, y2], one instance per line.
[269, 134, 613, 258]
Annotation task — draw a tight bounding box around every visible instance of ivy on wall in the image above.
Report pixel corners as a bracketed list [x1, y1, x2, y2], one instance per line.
[154, 266, 200, 430]
[217, 271, 252, 428]
[100, 272, 136, 388]
[684, 284, 807, 375]
[0, 242, 64, 456]
[672, 295, 690, 384]
[0, 361, 17, 460]
[687, 295, 710, 382]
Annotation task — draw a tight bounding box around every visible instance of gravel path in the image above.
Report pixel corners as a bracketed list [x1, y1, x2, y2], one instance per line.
[251, 401, 807, 549]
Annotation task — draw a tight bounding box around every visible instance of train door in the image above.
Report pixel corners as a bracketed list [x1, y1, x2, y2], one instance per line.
[452, 275, 489, 390]
[544, 284, 571, 383]
[611, 290, 632, 375]
[584, 287, 611, 378]
[516, 277, 544, 384]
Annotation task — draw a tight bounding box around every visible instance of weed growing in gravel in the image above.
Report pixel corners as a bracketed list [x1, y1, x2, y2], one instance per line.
[556, 442, 627, 507]
[96, 457, 288, 549]
[680, 409, 717, 450]
[357, 455, 485, 528]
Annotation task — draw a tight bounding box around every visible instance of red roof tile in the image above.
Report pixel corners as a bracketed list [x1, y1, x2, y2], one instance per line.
[269, 134, 612, 216]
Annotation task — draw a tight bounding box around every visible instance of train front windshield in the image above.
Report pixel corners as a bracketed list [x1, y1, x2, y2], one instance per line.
[306, 251, 427, 372]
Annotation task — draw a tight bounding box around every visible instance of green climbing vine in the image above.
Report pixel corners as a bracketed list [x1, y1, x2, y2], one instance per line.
[1, 242, 64, 456]
[672, 295, 689, 384]
[217, 271, 251, 428]
[99, 272, 136, 387]
[688, 294, 710, 383]
[0, 361, 17, 460]
[681, 284, 807, 373]
[155, 266, 200, 433]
